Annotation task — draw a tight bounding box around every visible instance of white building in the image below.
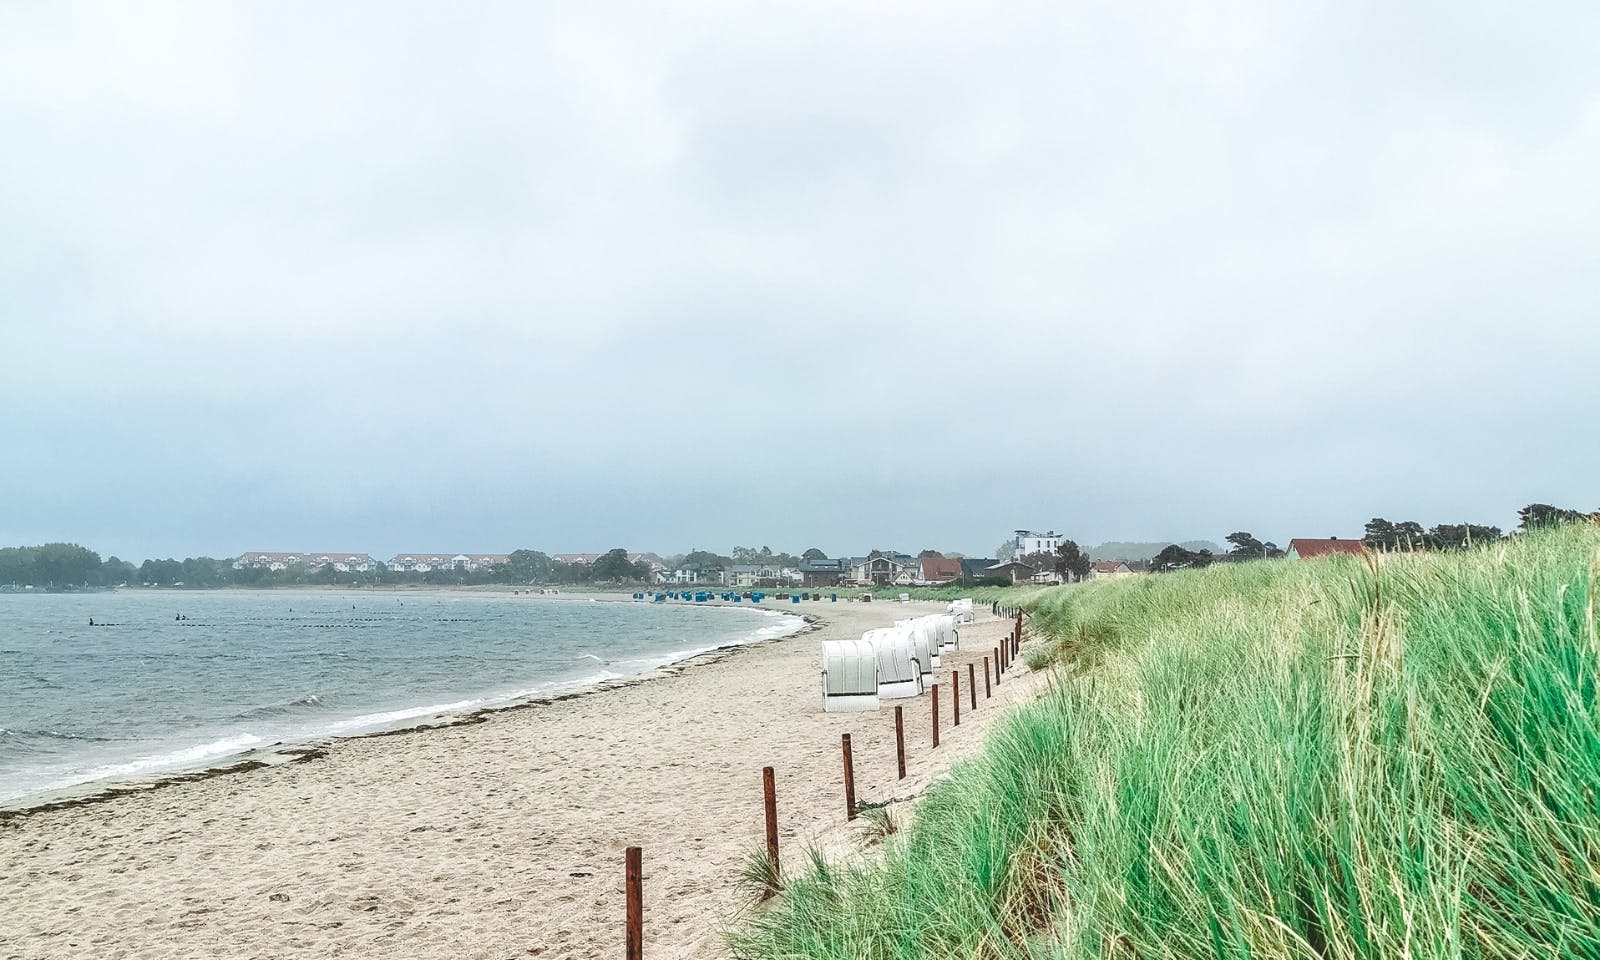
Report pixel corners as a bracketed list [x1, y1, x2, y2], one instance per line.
[1013, 530, 1062, 559]
[235, 552, 376, 573]
[388, 553, 509, 573]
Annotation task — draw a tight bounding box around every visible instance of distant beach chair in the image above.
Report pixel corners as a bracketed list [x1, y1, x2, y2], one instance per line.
[862, 627, 922, 699]
[896, 617, 943, 669]
[821, 639, 880, 712]
[948, 598, 974, 624]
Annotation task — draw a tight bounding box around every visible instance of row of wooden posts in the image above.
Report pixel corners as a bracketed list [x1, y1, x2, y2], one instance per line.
[622, 611, 1026, 958]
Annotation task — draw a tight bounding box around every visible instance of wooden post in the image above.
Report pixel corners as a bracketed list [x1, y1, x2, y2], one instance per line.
[625, 846, 642, 960]
[841, 734, 857, 820]
[968, 663, 977, 710]
[994, 646, 1002, 683]
[983, 656, 992, 697]
[931, 683, 940, 748]
[952, 670, 960, 727]
[894, 705, 906, 780]
[761, 767, 779, 896]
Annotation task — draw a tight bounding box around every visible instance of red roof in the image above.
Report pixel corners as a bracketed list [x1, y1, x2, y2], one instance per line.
[919, 557, 963, 581]
[1287, 538, 1367, 559]
[1092, 560, 1128, 573]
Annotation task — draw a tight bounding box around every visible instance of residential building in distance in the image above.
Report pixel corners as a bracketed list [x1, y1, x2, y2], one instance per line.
[662, 566, 725, 585]
[1091, 560, 1135, 580]
[388, 553, 509, 573]
[726, 564, 801, 588]
[985, 560, 1038, 585]
[959, 558, 996, 583]
[551, 553, 601, 566]
[1013, 529, 1062, 559]
[1285, 538, 1367, 560]
[846, 552, 918, 586]
[234, 552, 376, 572]
[798, 557, 848, 587]
[918, 556, 963, 584]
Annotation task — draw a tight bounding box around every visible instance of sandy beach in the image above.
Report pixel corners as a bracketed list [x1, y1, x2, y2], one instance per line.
[0, 600, 1046, 960]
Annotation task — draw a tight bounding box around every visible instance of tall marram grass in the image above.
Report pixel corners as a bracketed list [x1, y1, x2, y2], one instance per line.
[729, 525, 1600, 959]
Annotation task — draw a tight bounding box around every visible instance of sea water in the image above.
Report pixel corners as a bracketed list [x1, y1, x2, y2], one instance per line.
[0, 589, 803, 806]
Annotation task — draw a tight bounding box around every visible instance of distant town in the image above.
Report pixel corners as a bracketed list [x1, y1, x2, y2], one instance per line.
[3, 505, 1581, 591]
[229, 531, 1115, 588]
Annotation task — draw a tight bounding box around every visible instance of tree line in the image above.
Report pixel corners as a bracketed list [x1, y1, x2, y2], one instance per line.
[0, 546, 645, 590]
[0, 543, 841, 590]
[1145, 502, 1597, 573]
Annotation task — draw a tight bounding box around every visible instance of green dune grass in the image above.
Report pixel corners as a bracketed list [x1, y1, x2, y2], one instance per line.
[730, 525, 1600, 959]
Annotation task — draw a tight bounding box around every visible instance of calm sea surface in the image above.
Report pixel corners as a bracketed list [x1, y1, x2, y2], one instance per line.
[0, 590, 803, 806]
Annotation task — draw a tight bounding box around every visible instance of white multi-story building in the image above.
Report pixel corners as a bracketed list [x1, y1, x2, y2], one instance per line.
[388, 553, 510, 573]
[234, 552, 377, 572]
[1012, 530, 1062, 559]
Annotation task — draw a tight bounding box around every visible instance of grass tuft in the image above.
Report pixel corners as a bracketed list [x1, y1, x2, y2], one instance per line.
[730, 524, 1600, 959]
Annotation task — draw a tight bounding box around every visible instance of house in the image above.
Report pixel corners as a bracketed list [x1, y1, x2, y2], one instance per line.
[663, 565, 726, 585]
[959, 558, 1000, 583]
[918, 556, 963, 584]
[1013, 530, 1062, 559]
[234, 552, 306, 571]
[798, 557, 849, 587]
[305, 553, 379, 573]
[551, 553, 601, 566]
[847, 552, 918, 586]
[985, 561, 1037, 586]
[1091, 560, 1134, 580]
[727, 564, 799, 588]
[388, 553, 505, 573]
[1285, 538, 1367, 560]
[628, 554, 667, 577]
[235, 552, 376, 572]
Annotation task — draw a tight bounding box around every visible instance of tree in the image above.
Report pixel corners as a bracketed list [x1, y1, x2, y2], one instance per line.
[994, 538, 1018, 561]
[139, 558, 184, 585]
[679, 549, 730, 575]
[591, 548, 639, 582]
[1364, 518, 1425, 551]
[1426, 523, 1502, 549]
[1224, 532, 1283, 561]
[1055, 540, 1091, 581]
[503, 549, 552, 583]
[1017, 551, 1056, 574]
[918, 549, 944, 559]
[1151, 545, 1215, 573]
[101, 556, 137, 585]
[801, 547, 827, 561]
[1518, 503, 1591, 530]
[1363, 518, 1396, 550]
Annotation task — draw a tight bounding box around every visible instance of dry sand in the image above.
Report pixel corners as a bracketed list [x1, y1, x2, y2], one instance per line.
[0, 600, 1048, 960]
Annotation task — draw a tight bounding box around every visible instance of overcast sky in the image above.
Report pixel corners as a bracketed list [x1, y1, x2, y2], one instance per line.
[2, 1, 1597, 562]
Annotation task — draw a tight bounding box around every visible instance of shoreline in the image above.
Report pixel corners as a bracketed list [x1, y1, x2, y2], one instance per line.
[0, 601, 1047, 960]
[0, 597, 814, 819]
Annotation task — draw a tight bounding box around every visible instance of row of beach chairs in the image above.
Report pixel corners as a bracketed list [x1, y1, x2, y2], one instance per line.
[820, 601, 973, 712]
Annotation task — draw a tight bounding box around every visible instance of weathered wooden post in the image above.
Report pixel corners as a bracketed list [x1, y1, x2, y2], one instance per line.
[625, 846, 642, 960]
[894, 705, 906, 780]
[994, 646, 1003, 683]
[841, 734, 857, 820]
[968, 663, 977, 709]
[931, 683, 940, 747]
[761, 767, 780, 897]
[983, 656, 992, 697]
[952, 670, 960, 727]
